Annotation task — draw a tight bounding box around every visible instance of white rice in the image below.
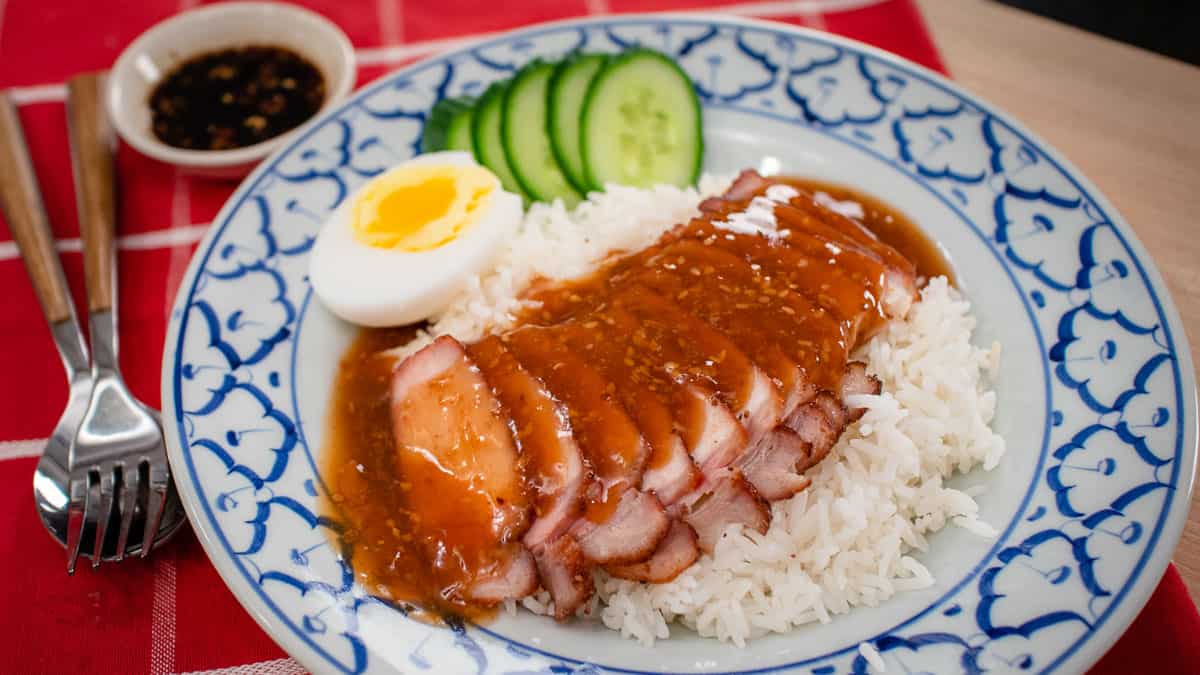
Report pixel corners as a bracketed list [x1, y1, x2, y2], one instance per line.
[403, 179, 1005, 646]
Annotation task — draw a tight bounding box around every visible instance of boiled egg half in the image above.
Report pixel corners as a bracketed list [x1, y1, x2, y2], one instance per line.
[309, 151, 522, 326]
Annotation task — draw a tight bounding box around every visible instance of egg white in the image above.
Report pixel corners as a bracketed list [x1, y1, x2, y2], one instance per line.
[309, 152, 523, 327]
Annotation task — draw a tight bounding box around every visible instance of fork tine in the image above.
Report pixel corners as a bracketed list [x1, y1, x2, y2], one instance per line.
[141, 464, 170, 558]
[90, 468, 114, 569]
[65, 473, 90, 575]
[114, 461, 140, 561]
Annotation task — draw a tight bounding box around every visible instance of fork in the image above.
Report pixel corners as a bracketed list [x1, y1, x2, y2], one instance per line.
[64, 72, 175, 572]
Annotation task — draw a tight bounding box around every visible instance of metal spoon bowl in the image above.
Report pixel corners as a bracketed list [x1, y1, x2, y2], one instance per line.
[0, 87, 185, 565]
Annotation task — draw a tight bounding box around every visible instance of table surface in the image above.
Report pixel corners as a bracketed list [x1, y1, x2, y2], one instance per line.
[917, 0, 1200, 604]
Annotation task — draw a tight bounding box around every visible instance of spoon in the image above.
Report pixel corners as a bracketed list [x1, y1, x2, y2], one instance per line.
[0, 91, 93, 550]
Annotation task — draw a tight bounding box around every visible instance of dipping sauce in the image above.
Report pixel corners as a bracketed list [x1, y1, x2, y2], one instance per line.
[149, 46, 325, 150]
[320, 177, 953, 622]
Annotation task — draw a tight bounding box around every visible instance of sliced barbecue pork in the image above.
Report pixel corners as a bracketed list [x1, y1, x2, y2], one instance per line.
[466, 336, 594, 615]
[551, 316, 700, 506]
[533, 534, 594, 620]
[675, 469, 771, 552]
[503, 327, 670, 565]
[467, 336, 586, 550]
[389, 336, 536, 604]
[382, 171, 915, 615]
[607, 520, 701, 583]
[676, 382, 748, 474]
[617, 287, 785, 438]
[557, 291, 796, 548]
[841, 360, 882, 421]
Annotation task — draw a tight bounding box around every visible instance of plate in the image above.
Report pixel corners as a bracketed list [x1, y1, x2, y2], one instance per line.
[161, 14, 1197, 674]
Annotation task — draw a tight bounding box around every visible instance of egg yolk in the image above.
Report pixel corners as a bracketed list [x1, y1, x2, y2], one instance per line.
[352, 164, 496, 251]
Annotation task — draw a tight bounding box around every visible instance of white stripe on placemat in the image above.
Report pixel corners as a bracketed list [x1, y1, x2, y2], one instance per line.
[355, 33, 478, 67]
[150, 548, 178, 675]
[798, 8, 829, 30]
[170, 170, 192, 235]
[163, 172, 198, 316]
[9, 83, 67, 105]
[376, 0, 404, 47]
[175, 658, 306, 675]
[123, 223, 211, 249]
[0, 438, 44, 461]
[584, 0, 613, 16]
[722, 0, 886, 16]
[0, 223, 209, 262]
[0, 0, 9, 53]
[6, 0, 889, 103]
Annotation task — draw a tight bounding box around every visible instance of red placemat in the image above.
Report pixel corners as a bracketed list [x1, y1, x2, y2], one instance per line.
[0, 1, 1194, 673]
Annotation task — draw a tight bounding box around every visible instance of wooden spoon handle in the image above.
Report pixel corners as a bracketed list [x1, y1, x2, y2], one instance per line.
[67, 72, 118, 314]
[0, 92, 74, 324]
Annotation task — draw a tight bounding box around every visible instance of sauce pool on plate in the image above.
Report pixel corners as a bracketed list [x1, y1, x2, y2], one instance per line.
[318, 325, 490, 622]
[319, 178, 952, 623]
[149, 45, 325, 151]
[781, 178, 953, 284]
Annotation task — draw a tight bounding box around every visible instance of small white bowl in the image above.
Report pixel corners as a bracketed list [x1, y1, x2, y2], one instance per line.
[107, 2, 355, 178]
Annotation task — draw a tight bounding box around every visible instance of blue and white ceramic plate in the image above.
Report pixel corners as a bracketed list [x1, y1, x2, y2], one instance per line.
[161, 14, 1197, 675]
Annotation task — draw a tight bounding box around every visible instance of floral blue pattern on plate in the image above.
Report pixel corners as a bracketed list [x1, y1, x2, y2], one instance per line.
[161, 15, 1196, 675]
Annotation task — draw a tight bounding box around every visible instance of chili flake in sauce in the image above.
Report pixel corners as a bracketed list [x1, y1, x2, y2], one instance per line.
[149, 45, 325, 151]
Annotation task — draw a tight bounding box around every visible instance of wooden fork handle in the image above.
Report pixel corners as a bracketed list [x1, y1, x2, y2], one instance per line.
[67, 72, 118, 314]
[0, 93, 74, 324]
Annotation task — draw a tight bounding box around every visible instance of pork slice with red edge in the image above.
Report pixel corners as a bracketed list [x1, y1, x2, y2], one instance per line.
[677, 383, 748, 474]
[698, 168, 771, 212]
[533, 534, 595, 620]
[504, 327, 670, 565]
[467, 551, 539, 604]
[549, 318, 701, 507]
[568, 488, 671, 565]
[738, 363, 878, 500]
[617, 283, 785, 441]
[675, 469, 770, 553]
[466, 336, 587, 552]
[639, 423, 700, 506]
[784, 391, 846, 474]
[840, 360, 881, 422]
[389, 335, 534, 605]
[615, 281, 820, 502]
[606, 519, 700, 584]
[734, 427, 814, 501]
[735, 365, 877, 499]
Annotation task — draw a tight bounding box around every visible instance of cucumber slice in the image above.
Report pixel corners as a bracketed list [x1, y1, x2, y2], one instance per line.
[472, 81, 528, 198]
[502, 60, 583, 207]
[547, 53, 608, 193]
[421, 96, 475, 153]
[581, 48, 703, 189]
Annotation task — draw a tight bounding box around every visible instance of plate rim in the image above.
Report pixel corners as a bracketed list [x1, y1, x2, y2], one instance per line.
[159, 12, 1199, 674]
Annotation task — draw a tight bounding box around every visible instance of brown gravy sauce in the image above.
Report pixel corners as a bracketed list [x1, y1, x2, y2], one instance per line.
[787, 178, 953, 284]
[319, 178, 953, 623]
[317, 324, 471, 623]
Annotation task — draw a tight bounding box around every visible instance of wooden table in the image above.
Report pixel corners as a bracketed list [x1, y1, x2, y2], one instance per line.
[917, 0, 1200, 603]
